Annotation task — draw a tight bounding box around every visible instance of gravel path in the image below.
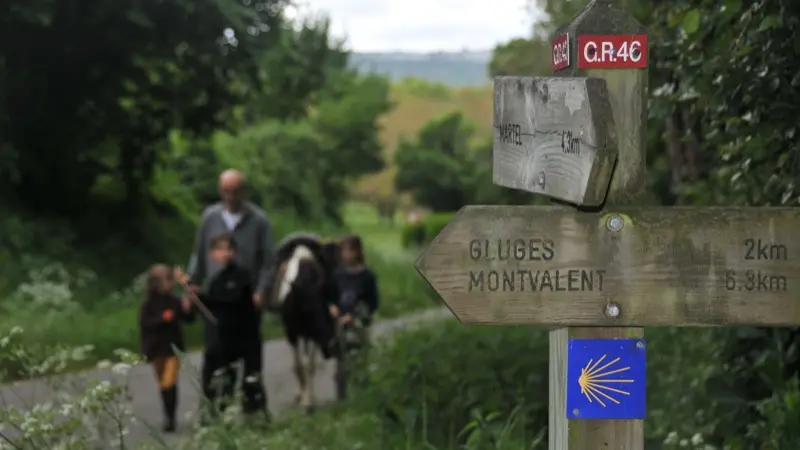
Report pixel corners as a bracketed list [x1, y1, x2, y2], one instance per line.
[0, 308, 451, 448]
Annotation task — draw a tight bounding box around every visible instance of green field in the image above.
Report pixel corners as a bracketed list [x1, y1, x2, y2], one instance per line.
[343, 202, 412, 262]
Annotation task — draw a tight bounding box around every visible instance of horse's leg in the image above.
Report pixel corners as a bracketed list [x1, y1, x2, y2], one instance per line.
[298, 339, 316, 412]
[306, 343, 318, 412]
[291, 342, 305, 405]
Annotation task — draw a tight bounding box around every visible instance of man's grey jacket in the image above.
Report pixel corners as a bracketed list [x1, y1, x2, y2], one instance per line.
[187, 201, 276, 295]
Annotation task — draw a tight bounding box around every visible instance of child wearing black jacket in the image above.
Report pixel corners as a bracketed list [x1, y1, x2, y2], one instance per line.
[138, 264, 195, 432]
[328, 234, 379, 328]
[192, 232, 268, 422]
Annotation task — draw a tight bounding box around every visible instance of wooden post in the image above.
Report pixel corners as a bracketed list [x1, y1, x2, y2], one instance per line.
[551, 0, 649, 203]
[416, 2, 800, 450]
[548, 1, 648, 449]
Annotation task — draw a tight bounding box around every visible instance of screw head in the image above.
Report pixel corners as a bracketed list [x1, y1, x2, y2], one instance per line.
[572, 408, 580, 416]
[636, 340, 645, 349]
[605, 303, 620, 318]
[606, 215, 623, 232]
[537, 171, 546, 187]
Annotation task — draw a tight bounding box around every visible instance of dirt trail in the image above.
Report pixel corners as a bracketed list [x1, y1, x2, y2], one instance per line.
[0, 308, 451, 448]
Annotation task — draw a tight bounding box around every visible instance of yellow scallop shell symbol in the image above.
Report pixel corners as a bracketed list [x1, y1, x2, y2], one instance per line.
[578, 354, 634, 407]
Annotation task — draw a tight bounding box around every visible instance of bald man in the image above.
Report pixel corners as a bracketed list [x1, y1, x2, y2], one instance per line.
[187, 169, 275, 420]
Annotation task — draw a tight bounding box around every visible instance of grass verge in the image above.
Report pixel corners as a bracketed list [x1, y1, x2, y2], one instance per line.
[252, 321, 735, 449]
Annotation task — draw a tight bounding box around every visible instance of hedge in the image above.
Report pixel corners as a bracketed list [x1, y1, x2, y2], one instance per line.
[400, 212, 455, 248]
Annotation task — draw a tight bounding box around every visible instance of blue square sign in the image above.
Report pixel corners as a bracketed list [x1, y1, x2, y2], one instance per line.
[566, 338, 646, 420]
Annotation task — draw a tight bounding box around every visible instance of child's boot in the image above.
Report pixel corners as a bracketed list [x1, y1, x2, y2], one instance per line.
[161, 386, 177, 432]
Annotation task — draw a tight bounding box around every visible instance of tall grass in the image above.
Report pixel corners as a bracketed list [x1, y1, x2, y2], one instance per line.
[256, 322, 740, 450]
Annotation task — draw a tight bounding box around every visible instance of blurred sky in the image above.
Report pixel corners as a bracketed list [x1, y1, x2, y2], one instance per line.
[290, 0, 540, 52]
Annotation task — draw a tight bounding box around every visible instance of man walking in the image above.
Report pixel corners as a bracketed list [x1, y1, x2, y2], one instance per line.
[187, 169, 276, 420]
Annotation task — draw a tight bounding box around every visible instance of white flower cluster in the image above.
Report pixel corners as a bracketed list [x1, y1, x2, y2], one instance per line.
[663, 431, 717, 450]
[3, 263, 97, 313]
[0, 327, 139, 450]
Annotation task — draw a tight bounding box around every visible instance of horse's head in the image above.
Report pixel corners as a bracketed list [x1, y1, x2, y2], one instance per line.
[268, 234, 343, 314]
[319, 239, 341, 271]
[271, 244, 316, 308]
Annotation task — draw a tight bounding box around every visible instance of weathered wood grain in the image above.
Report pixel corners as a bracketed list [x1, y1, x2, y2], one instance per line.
[492, 76, 617, 207]
[548, 3, 650, 448]
[416, 205, 800, 327]
[552, 0, 648, 204]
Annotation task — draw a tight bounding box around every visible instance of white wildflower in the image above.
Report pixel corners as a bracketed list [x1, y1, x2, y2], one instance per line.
[680, 439, 688, 447]
[96, 359, 112, 369]
[112, 348, 140, 364]
[59, 402, 74, 416]
[664, 431, 679, 445]
[70, 345, 94, 361]
[691, 433, 703, 446]
[111, 362, 132, 375]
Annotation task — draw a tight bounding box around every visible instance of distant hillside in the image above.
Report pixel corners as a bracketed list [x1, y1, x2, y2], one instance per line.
[350, 51, 491, 87]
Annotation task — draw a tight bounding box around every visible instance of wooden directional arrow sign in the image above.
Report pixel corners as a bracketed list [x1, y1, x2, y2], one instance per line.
[492, 76, 617, 207]
[415, 206, 800, 327]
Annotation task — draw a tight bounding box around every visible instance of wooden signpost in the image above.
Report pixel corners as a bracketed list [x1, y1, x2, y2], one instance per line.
[415, 1, 800, 449]
[492, 77, 617, 207]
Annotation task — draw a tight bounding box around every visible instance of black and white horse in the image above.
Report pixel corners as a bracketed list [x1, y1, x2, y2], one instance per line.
[268, 232, 339, 412]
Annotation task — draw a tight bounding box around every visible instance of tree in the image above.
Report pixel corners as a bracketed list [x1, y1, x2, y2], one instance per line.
[394, 111, 479, 212]
[242, 15, 350, 123]
[0, 0, 285, 215]
[314, 73, 393, 180]
[488, 38, 551, 77]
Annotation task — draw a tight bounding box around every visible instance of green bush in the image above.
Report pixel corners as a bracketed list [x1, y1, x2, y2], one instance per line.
[400, 221, 426, 248]
[400, 212, 455, 248]
[264, 322, 788, 449]
[351, 322, 549, 447]
[423, 212, 454, 241]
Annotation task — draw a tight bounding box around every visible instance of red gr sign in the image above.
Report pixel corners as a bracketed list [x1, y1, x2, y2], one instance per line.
[577, 34, 647, 69]
[551, 34, 570, 71]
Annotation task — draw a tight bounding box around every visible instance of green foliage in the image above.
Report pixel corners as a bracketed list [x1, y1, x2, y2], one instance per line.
[314, 73, 393, 181]
[214, 120, 334, 222]
[401, 222, 427, 249]
[395, 111, 477, 212]
[260, 322, 776, 449]
[394, 112, 534, 212]
[400, 212, 456, 248]
[245, 16, 349, 122]
[0, 0, 392, 288]
[0, 331, 142, 448]
[746, 379, 800, 449]
[488, 38, 551, 77]
[1, 0, 286, 215]
[350, 322, 549, 447]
